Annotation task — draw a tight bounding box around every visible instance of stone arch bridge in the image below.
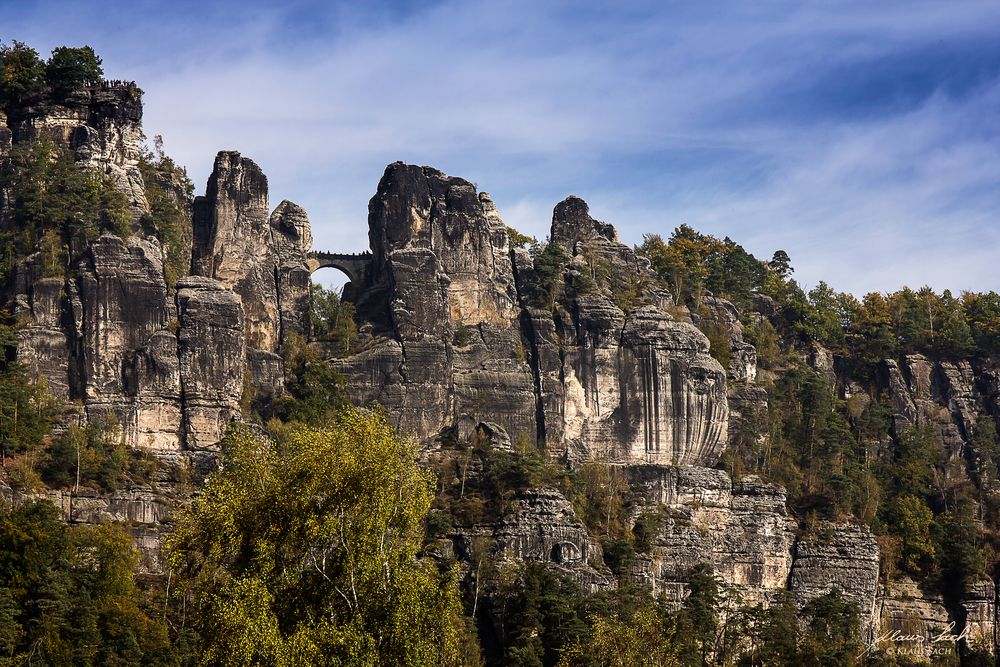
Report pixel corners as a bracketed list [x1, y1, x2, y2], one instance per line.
[306, 251, 373, 286]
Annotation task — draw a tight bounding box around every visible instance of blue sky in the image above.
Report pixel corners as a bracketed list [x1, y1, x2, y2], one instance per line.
[4, 0, 1000, 295]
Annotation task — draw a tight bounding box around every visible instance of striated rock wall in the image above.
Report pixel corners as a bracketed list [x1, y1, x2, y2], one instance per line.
[192, 151, 280, 353]
[451, 487, 613, 594]
[333, 163, 537, 446]
[1, 90, 313, 469]
[874, 577, 957, 660]
[962, 579, 998, 655]
[333, 165, 730, 466]
[176, 277, 246, 452]
[790, 523, 881, 640]
[3, 89, 238, 466]
[270, 200, 313, 340]
[628, 466, 796, 604]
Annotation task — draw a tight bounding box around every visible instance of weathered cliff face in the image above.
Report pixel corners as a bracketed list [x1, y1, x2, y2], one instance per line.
[539, 197, 729, 465]
[795, 342, 1000, 656]
[192, 152, 280, 353]
[882, 354, 988, 466]
[694, 295, 768, 453]
[437, 421, 882, 621]
[269, 200, 313, 340]
[176, 277, 246, 452]
[628, 466, 797, 604]
[333, 165, 730, 466]
[874, 577, 956, 660]
[4, 86, 193, 461]
[962, 579, 998, 655]
[2, 92, 306, 467]
[451, 486, 614, 595]
[189, 152, 317, 403]
[790, 523, 881, 640]
[614, 307, 729, 464]
[332, 163, 537, 445]
[4, 85, 148, 217]
[78, 235, 180, 450]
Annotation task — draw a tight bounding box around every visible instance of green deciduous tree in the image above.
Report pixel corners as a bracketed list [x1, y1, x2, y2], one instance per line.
[40, 416, 157, 492]
[167, 409, 468, 666]
[308, 284, 357, 354]
[557, 604, 680, 667]
[796, 589, 862, 666]
[0, 320, 61, 464]
[639, 228, 767, 311]
[892, 494, 935, 574]
[639, 227, 717, 306]
[272, 334, 347, 425]
[934, 498, 987, 604]
[0, 41, 46, 108]
[505, 226, 537, 249]
[964, 291, 1000, 355]
[138, 141, 193, 287]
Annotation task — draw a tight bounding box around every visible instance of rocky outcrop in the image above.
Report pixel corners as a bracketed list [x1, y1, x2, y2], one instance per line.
[270, 200, 313, 340]
[694, 295, 767, 452]
[885, 355, 980, 444]
[696, 295, 757, 385]
[880, 353, 997, 497]
[874, 577, 957, 661]
[78, 235, 180, 450]
[628, 466, 796, 603]
[612, 307, 729, 464]
[332, 163, 537, 446]
[4, 90, 264, 464]
[453, 487, 613, 594]
[0, 87, 313, 579]
[962, 578, 997, 655]
[176, 277, 245, 451]
[192, 152, 280, 353]
[11, 84, 950, 650]
[529, 198, 728, 465]
[790, 523, 881, 639]
[4, 85, 148, 215]
[333, 169, 731, 466]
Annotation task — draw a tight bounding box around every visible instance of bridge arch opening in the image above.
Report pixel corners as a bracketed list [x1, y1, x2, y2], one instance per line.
[311, 266, 351, 296]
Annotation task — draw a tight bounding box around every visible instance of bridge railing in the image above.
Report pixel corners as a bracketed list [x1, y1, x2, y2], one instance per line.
[308, 251, 373, 259]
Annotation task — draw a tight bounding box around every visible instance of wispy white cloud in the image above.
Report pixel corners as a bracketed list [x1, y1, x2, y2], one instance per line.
[4, 0, 1000, 294]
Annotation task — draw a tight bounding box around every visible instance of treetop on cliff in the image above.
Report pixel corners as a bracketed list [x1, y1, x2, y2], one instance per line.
[0, 41, 105, 108]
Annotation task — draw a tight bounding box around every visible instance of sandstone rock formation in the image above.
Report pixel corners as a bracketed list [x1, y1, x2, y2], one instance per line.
[874, 576, 956, 660]
[2, 89, 306, 469]
[11, 82, 1000, 656]
[4, 84, 148, 214]
[628, 466, 796, 603]
[452, 487, 613, 594]
[270, 200, 313, 340]
[790, 523, 881, 640]
[962, 578, 998, 655]
[192, 151, 279, 352]
[332, 165, 729, 466]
